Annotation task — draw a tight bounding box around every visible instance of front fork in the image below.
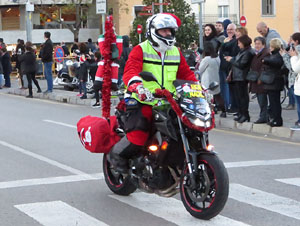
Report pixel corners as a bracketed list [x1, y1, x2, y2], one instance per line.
[177, 116, 202, 189]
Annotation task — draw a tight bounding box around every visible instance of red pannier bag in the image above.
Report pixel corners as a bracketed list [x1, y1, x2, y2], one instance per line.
[77, 115, 121, 154]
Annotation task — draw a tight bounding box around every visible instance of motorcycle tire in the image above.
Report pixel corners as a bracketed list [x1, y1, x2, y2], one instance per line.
[103, 154, 137, 196]
[180, 154, 229, 220]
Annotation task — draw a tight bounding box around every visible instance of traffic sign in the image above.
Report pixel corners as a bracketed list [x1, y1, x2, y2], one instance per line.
[240, 16, 247, 27]
[54, 46, 64, 63]
[137, 24, 143, 34]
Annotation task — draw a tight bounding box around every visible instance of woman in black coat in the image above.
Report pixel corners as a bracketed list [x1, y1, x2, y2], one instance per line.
[18, 41, 41, 98]
[225, 35, 255, 123]
[260, 38, 285, 127]
[249, 37, 270, 123]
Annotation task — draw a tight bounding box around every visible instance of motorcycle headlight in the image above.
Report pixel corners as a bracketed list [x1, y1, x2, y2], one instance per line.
[190, 118, 211, 127]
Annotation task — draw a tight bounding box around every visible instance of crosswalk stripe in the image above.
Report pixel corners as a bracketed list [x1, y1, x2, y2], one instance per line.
[225, 158, 300, 168]
[275, 177, 300, 187]
[229, 183, 300, 220]
[110, 192, 251, 226]
[15, 200, 108, 226]
[0, 173, 103, 190]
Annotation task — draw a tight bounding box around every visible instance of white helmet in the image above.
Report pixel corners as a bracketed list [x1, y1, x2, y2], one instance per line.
[146, 13, 180, 52]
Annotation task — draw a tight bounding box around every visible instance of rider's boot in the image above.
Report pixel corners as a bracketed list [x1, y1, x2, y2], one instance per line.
[108, 136, 141, 174]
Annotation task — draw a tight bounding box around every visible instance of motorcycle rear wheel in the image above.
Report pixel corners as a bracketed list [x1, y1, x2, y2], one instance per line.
[103, 154, 137, 196]
[180, 154, 229, 220]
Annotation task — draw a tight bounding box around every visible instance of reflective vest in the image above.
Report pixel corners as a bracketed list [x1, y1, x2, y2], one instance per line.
[130, 40, 181, 105]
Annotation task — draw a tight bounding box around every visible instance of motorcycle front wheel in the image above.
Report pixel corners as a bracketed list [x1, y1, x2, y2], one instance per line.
[103, 154, 137, 196]
[180, 154, 229, 220]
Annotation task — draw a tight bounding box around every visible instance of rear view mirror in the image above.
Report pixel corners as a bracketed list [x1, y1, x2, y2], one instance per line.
[208, 81, 219, 91]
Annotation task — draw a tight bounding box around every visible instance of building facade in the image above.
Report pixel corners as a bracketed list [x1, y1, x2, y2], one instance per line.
[240, 0, 299, 42]
[0, 0, 101, 44]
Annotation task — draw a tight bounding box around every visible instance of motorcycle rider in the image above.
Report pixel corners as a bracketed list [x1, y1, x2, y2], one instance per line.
[109, 13, 198, 183]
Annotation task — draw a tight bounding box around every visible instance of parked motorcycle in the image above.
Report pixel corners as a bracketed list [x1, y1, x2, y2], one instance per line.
[53, 59, 94, 93]
[53, 60, 80, 91]
[103, 72, 229, 220]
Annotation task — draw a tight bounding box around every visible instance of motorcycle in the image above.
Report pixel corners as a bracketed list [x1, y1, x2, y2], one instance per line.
[53, 60, 80, 91]
[53, 59, 95, 94]
[103, 72, 229, 220]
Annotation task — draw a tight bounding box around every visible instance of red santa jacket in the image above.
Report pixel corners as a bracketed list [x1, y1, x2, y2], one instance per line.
[123, 45, 197, 86]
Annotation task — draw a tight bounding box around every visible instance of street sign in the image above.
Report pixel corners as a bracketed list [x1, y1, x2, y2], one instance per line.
[54, 46, 64, 63]
[137, 24, 143, 34]
[96, 0, 106, 14]
[191, 0, 205, 4]
[240, 16, 247, 27]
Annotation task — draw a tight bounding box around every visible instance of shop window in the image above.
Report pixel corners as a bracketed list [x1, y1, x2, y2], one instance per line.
[1, 7, 20, 30]
[262, 0, 274, 16]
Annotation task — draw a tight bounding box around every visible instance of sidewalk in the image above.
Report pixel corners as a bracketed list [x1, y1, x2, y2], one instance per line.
[1, 78, 299, 142]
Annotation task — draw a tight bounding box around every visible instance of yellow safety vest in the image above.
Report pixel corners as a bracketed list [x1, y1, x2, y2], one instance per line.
[130, 40, 180, 105]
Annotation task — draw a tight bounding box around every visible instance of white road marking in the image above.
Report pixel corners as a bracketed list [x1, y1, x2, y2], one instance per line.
[15, 200, 108, 226]
[0, 173, 103, 190]
[275, 177, 300, 187]
[43, 119, 77, 128]
[225, 158, 300, 168]
[229, 183, 300, 220]
[0, 140, 95, 179]
[110, 192, 251, 226]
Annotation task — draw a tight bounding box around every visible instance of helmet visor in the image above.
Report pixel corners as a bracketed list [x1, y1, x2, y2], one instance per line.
[153, 17, 178, 30]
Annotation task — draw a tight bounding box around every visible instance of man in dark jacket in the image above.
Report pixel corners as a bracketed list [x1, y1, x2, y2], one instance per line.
[41, 31, 53, 93]
[118, 35, 132, 85]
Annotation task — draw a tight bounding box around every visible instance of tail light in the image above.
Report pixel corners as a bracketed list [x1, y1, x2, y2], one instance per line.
[161, 141, 168, 151]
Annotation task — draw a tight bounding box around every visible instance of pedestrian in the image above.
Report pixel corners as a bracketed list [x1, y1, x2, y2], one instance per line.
[61, 42, 70, 57]
[1, 46, 12, 88]
[16, 39, 25, 88]
[92, 51, 102, 108]
[77, 43, 89, 99]
[41, 31, 53, 93]
[235, 27, 248, 39]
[71, 38, 79, 54]
[256, 22, 286, 48]
[198, 42, 226, 117]
[248, 37, 270, 124]
[282, 33, 300, 110]
[289, 39, 300, 130]
[225, 35, 255, 123]
[202, 24, 221, 53]
[215, 21, 225, 43]
[219, 23, 240, 113]
[87, 38, 97, 53]
[19, 41, 42, 98]
[0, 38, 5, 49]
[118, 35, 132, 86]
[186, 42, 200, 68]
[261, 38, 285, 127]
[0, 47, 4, 89]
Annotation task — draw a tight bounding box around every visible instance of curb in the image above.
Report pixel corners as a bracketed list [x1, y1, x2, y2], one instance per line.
[216, 116, 300, 142]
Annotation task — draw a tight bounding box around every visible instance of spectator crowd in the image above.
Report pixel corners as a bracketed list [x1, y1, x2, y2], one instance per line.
[0, 21, 300, 131]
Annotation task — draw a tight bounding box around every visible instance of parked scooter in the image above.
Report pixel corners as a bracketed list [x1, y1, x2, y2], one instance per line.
[53, 60, 79, 91]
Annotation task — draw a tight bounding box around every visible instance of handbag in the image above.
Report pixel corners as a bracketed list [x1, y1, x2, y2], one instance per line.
[246, 70, 259, 82]
[259, 71, 275, 84]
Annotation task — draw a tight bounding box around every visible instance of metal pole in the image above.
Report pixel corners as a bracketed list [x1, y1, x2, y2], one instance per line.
[139, 34, 141, 43]
[159, 0, 163, 13]
[102, 14, 105, 33]
[199, 3, 203, 50]
[25, 11, 32, 42]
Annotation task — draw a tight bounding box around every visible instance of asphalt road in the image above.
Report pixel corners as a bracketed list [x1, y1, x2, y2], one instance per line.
[1, 93, 300, 226]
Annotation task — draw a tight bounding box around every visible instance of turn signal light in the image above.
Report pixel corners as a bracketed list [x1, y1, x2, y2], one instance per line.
[148, 145, 159, 152]
[207, 144, 214, 151]
[161, 141, 168, 151]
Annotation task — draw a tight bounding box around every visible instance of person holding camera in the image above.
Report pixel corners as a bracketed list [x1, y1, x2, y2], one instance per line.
[289, 33, 300, 130]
